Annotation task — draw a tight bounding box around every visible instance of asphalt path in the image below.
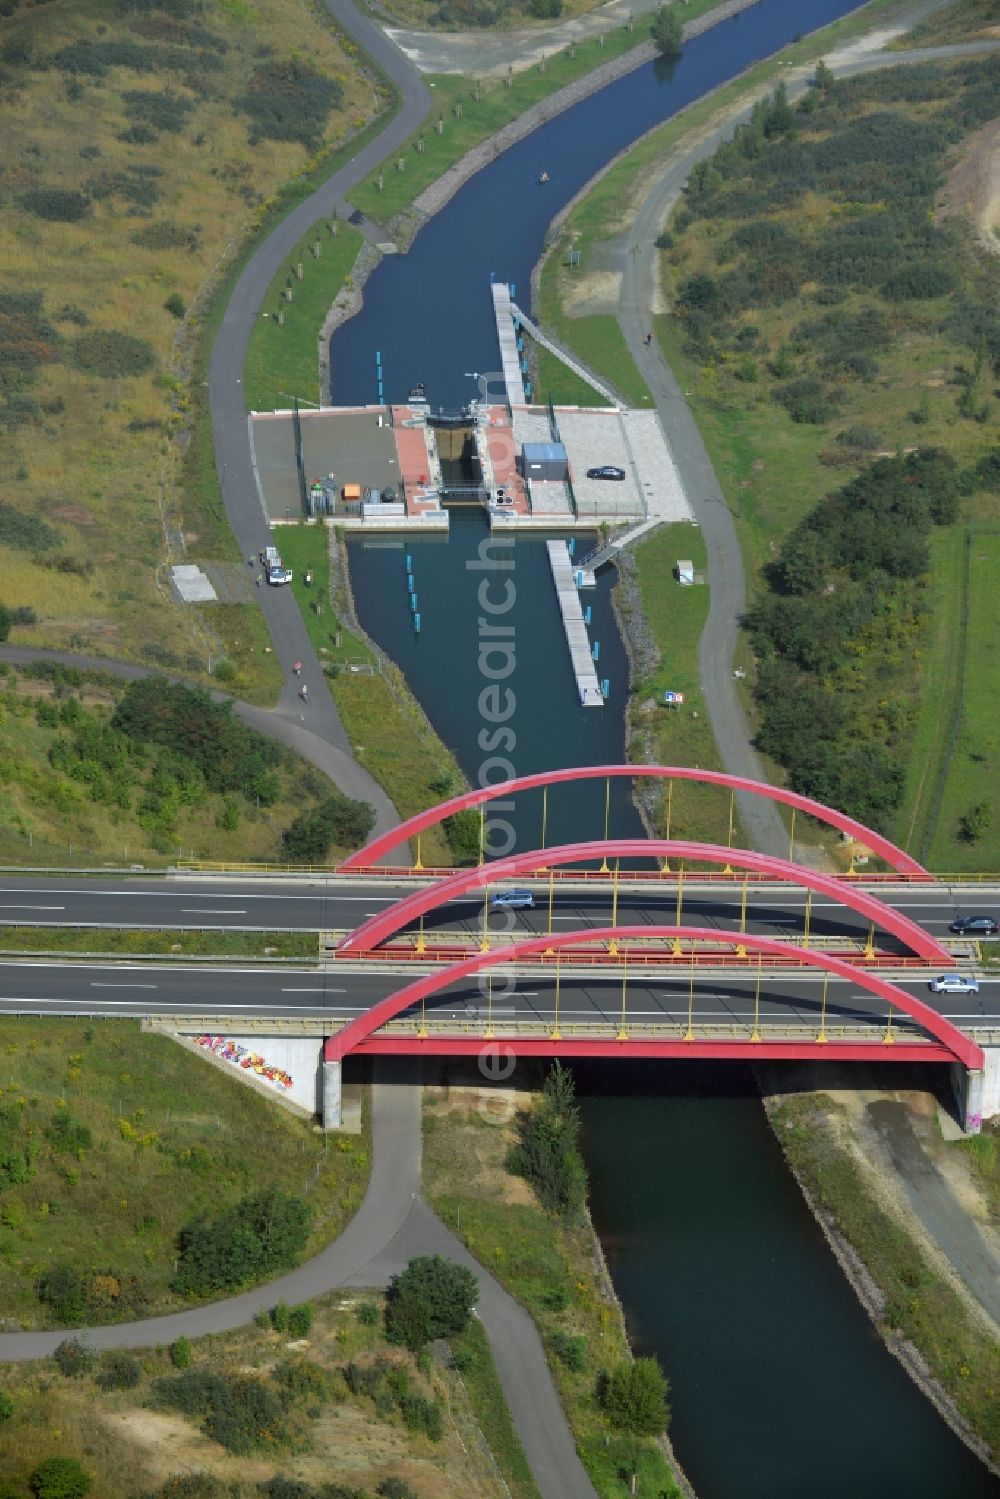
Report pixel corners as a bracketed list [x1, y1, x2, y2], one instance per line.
[207, 0, 430, 757]
[0, 958, 995, 1036]
[0, 873, 996, 946]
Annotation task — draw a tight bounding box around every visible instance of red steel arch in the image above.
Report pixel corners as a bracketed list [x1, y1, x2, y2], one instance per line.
[326, 925, 982, 1068]
[338, 840, 951, 961]
[340, 765, 929, 877]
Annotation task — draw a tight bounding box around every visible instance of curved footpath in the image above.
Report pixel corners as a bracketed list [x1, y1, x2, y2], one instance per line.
[0, 1058, 598, 1499]
[207, 0, 431, 763]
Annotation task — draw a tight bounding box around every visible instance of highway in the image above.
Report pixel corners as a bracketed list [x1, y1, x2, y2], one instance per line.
[0, 874, 996, 949]
[0, 956, 996, 1037]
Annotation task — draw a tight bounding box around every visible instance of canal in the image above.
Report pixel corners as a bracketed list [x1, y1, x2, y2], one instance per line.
[331, 4, 1000, 1494]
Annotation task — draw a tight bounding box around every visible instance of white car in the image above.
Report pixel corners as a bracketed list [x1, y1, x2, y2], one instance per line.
[928, 973, 980, 995]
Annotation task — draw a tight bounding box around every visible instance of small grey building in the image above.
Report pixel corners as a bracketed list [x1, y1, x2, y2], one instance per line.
[522, 441, 568, 482]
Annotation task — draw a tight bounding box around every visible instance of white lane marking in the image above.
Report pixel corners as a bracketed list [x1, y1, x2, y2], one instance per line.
[0, 905, 66, 911]
[281, 987, 346, 993]
[180, 908, 247, 914]
[0, 887, 401, 903]
[90, 982, 158, 989]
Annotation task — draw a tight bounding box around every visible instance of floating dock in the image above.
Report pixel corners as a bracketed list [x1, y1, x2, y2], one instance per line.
[492, 282, 527, 407]
[547, 540, 604, 707]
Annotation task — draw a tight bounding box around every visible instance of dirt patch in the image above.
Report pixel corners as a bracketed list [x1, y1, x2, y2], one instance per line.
[937, 117, 1000, 255]
[563, 268, 622, 316]
[103, 1409, 273, 1485]
[49, 505, 95, 527]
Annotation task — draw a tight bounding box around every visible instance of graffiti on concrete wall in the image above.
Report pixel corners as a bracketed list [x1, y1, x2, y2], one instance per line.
[195, 1035, 294, 1091]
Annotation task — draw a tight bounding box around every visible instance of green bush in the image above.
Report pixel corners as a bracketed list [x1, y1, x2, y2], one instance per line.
[169, 1334, 192, 1369]
[273, 1356, 334, 1405]
[270, 1300, 290, 1332]
[0, 1106, 38, 1188]
[385, 1256, 478, 1351]
[0, 502, 61, 553]
[164, 292, 186, 319]
[0, 603, 8, 645]
[0, 1390, 13, 1423]
[173, 1187, 312, 1295]
[19, 188, 91, 222]
[96, 1352, 141, 1390]
[45, 1108, 92, 1158]
[399, 1392, 443, 1441]
[355, 1299, 379, 1325]
[133, 221, 199, 252]
[121, 87, 192, 133]
[287, 1302, 313, 1338]
[51, 1339, 93, 1378]
[597, 1357, 670, 1437]
[70, 329, 155, 378]
[235, 60, 342, 147]
[204, 1376, 286, 1454]
[550, 1331, 587, 1371]
[29, 1458, 91, 1499]
[282, 792, 374, 861]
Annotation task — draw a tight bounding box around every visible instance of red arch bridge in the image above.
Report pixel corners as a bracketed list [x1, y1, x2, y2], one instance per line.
[315, 768, 995, 1133]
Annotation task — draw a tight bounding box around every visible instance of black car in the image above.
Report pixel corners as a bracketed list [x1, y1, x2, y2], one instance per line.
[949, 915, 999, 935]
[586, 465, 626, 481]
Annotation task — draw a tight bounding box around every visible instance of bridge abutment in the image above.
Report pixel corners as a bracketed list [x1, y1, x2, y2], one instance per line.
[951, 1048, 1000, 1134]
[322, 1057, 343, 1131]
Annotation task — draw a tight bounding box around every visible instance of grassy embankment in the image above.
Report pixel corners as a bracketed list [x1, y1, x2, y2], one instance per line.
[0, 1287, 511, 1499]
[0, 664, 360, 868]
[0, 1018, 370, 1328]
[423, 1082, 680, 1499]
[0, 0, 383, 698]
[539, 20, 1000, 865]
[770, 1092, 1000, 1462]
[242, 224, 365, 413]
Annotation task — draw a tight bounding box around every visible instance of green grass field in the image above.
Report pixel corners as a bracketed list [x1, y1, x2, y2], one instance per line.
[271, 524, 373, 668]
[243, 226, 365, 412]
[0, 927, 316, 959]
[0, 1018, 369, 1327]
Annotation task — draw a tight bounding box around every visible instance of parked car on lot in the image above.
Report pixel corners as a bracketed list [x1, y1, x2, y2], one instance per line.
[928, 973, 980, 994]
[949, 915, 999, 935]
[586, 465, 626, 481]
[489, 888, 535, 910]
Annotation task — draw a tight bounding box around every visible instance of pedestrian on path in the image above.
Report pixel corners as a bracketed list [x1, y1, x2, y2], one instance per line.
[645, 331, 653, 345]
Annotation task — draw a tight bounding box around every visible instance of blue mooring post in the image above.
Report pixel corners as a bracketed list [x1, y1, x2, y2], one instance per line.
[408, 576, 415, 595]
[376, 351, 382, 368]
[510, 282, 516, 299]
[567, 537, 575, 556]
[602, 678, 610, 699]
[593, 641, 601, 662]
[411, 594, 418, 613]
[585, 606, 592, 626]
[405, 554, 412, 573]
[414, 613, 421, 632]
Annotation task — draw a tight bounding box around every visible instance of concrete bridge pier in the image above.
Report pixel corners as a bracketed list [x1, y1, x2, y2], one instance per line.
[322, 1057, 342, 1131]
[951, 1048, 1000, 1135]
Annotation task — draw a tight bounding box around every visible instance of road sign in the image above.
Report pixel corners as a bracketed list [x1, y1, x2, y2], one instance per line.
[663, 691, 685, 705]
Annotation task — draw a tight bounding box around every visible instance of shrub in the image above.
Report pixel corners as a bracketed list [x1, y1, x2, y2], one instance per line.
[271, 1300, 290, 1332]
[0, 603, 8, 645]
[355, 1299, 379, 1325]
[0, 1390, 13, 1424]
[204, 1376, 285, 1454]
[133, 221, 199, 252]
[235, 60, 343, 147]
[29, 1458, 91, 1499]
[19, 188, 91, 222]
[121, 87, 192, 133]
[273, 1356, 334, 1405]
[282, 792, 375, 861]
[164, 292, 186, 319]
[385, 1256, 478, 1351]
[550, 1332, 587, 1371]
[71, 330, 155, 378]
[52, 1339, 93, 1378]
[45, 1108, 92, 1158]
[96, 1352, 141, 1390]
[598, 1357, 671, 1436]
[40, 1266, 85, 1325]
[173, 1187, 312, 1295]
[287, 1303, 313, 1338]
[399, 1392, 443, 1441]
[169, 1334, 192, 1368]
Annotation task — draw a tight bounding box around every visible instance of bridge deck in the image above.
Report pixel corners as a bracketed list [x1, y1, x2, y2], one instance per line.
[492, 282, 527, 407]
[547, 540, 603, 707]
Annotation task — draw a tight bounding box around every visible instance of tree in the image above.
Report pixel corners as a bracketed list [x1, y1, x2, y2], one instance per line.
[29, 1458, 91, 1499]
[282, 792, 375, 861]
[599, 1357, 671, 1436]
[173, 1188, 312, 1296]
[958, 800, 992, 844]
[169, 1335, 192, 1369]
[651, 4, 682, 58]
[814, 58, 834, 91]
[385, 1256, 478, 1351]
[506, 1061, 587, 1219]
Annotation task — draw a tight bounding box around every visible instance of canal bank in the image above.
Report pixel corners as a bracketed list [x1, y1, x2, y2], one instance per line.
[328, 2, 1000, 1493]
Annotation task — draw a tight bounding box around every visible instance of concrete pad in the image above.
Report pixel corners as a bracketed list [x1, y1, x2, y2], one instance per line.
[171, 564, 217, 603]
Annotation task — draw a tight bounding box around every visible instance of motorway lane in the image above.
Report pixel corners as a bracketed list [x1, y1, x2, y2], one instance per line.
[0, 875, 996, 947]
[0, 960, 996, 1034]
